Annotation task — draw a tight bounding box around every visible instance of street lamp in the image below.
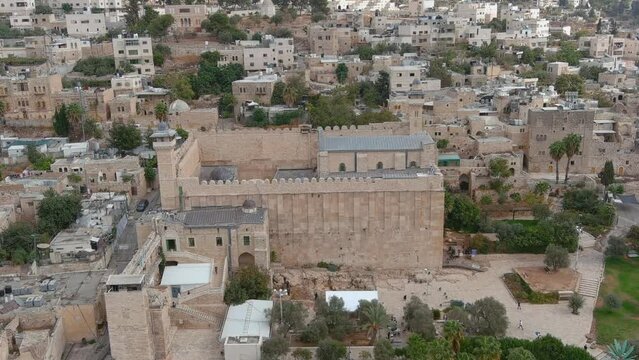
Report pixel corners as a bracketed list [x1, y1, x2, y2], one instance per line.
[273, 288, 288, 324]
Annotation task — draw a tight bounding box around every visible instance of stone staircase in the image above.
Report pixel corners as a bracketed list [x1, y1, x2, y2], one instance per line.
[175, 304, 222, 329]
[578, 278, 601, 298]
[178, 285, 223, 304]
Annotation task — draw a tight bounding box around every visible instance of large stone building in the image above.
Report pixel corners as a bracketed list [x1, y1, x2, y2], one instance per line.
[112, 34, 155, 75]
[165, 4, 208, 33]
[152, 123, 445, 270]
[0, 72, 63, 127]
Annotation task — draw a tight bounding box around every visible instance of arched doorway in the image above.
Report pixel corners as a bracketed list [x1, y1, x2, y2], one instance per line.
[238, 252, 255, 268]
[618, 167, 625, 176]
[459, 174, 469, 192]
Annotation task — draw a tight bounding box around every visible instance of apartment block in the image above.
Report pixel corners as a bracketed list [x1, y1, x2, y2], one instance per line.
[0, 72, 63, 127]
[112, 34, 155, 75]
[232, 73, 278, 117]
[0, 0, 35, 14]
[242, 36, 295, 71]
[308, 25, 355, 56]
[66, 13, 108, 38]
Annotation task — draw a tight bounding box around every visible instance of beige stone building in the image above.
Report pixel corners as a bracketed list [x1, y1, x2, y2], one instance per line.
[152, 123, 445, 270]
[232, 73, 278, 118]
[0, 72, 63, 127]
[165, 4, 208, 33]
[65, 12, 108, 38]
[242, 36, 295, 71]
[112, 34, 155, 75]
[308, 25, 356, 56]
[53, 87, 114, 123]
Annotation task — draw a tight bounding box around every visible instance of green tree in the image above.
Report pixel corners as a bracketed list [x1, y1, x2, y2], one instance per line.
[606, 236, 628, 256]
[406, 334, 430, 360]
[358, 299, 389, 344]
[52, 104, 69, 136]
[66, 103, 85, 141]
[579, 66, 606, 81]
[467, 297, 509, 337]
[61, 3, 73, 12]
[144, 164, 156, 185]
[403, 296, 436, 340]
[425, 339, 455, 360]
[153, 44, 171, 66]
[37, 189, 82, 236]
[562, 133, 582, 184]
[444, 193, 481, 232]
[35, 4, 53, 13]
[544, 244, 570, 271]
[489, 158, 512, 178]
[223, 265, 270, 305]
[553, 42, 582, 66]
[124, 0, 141, 29]
[437, 139, 449, 149]
[444, 320, 464, 354]
[0, 222, 43, 263]
[26, 145, 54, 171]
[292, 348, 313, 360]
[316, 338, 347, 360]
[315, 296, 353, 340]
[534, 181, 551, 196]
[428, 59, 452, 87]
[250, 108, 269, 127]
[555, 74, 584, 95]
[0, 100, 6, 120]
[373, 339, 394, 360]
[568, 293, 584, 315]
[155, 102, 168, 122]
[261, 336, 289, 360]
[310, 0, 329, 15]
[268, 300, 308, 334]
[336, 63, 348, 84]
[201, 12, 247, 43]
[549, 141, 566, 184]
[375, 71, 390, 106]
[218, 93, 235, 118]
[508, 347, 536, 360]
[176, 127, 189, 140]
[108, 122, 142, 153]
[73, 56, 116, 76]
[271, 82, 286, 105]
[300, 317, 329, 343]
[473, 336, 502, 360]
[600, 160, 615, 191]
[283, 84, 298, 107]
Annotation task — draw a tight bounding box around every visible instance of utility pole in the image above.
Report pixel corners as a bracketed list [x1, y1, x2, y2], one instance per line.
[273, 288, 288, 324]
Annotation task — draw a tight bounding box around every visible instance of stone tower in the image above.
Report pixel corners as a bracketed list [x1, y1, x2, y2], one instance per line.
[152, 125, 179, 210]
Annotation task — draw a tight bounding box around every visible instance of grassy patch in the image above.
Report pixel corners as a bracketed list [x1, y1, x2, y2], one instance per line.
[595, 256, 639, 344]
[503, 219, 539, 230]
[503, 273, 558, 304]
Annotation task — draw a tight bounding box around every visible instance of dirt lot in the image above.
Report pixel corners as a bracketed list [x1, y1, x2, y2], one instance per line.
[514, 266, 579, 292]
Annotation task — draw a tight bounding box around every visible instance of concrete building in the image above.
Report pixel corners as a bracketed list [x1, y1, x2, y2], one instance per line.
[112, 34, 155, 75]
[232, 73, 278, 118]
[0, 0, 35, 14]
[308, 25, 356, 56]
[65, 12, 108, 38]
[0, 71, 63, 127]
[165, 5, 208, 33]
[241, 36, 295, 71]
[152, 123, 445, 270]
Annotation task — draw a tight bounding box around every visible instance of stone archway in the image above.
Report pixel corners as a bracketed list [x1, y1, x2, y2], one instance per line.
[238, 252, 255, 268]
[618, 167, 625, 176]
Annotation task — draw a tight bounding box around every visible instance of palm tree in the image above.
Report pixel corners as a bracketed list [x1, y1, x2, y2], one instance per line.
[607, 339, 637, 360]
[444, 320, 464, 354]
[361, 300, 389, 345]
[66, 103, 84, 141]
[283, 84, 298, 108]
[562, 133, 582, 184]
[549, 141, 565, 184]
[155, 102, 168, 122]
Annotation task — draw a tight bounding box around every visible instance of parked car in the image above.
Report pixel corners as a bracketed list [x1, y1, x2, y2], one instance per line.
[136, 199, 149, 212]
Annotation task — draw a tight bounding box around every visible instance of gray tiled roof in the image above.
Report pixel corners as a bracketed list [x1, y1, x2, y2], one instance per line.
[178, 206, 266, 227]
[319, 132, 433, 152]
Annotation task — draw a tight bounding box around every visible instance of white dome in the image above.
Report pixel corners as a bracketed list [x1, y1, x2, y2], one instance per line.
[169, 100, 190, 114]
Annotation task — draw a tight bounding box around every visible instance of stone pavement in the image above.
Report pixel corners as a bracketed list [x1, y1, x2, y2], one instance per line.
[377, 246, 603, 347]
[167, 329, 224, 360]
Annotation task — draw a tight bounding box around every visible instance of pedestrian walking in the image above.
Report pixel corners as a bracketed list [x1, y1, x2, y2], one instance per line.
[517, 301, 521, 310]
[518, 320, 524, 330]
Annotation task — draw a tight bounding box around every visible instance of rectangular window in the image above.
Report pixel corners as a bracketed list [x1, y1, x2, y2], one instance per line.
[243, 236, 250, 246]
[166, 239, 176, 251]
[188, 238, 195, 247]
[216, 237, 223, 246]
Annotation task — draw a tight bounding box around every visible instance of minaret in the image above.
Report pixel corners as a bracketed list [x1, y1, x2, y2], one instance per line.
[151, 123, 179, 210]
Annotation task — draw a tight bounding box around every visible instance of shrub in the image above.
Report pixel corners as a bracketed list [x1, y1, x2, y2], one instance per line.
[480, 195, 493, 205]
[317, 261, 340, 272]
[568, 293, 584, 315]
[470, 234, 496, 254]
[509, 192, 522, 202]
[604, 293, 622, 309]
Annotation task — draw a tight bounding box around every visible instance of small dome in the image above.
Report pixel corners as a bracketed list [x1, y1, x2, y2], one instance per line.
[169, 99, 190, 114]
[242, 199, 256, 209]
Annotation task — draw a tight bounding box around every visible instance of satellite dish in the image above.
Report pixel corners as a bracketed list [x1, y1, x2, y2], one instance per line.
[37, 243, 50, 250]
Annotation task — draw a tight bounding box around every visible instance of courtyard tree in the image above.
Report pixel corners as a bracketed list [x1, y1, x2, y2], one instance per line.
[444, 193, 481, 233]
[315, 296, 352, 340]
[466, 297, 508, 337]
[37, 189, 82, 236]
[268, 300, 308, 334]
[489, 157, 512, 179]
[300, 317, 329, 343]
[316, 338, 347, 360]
[544, 244, 570, 271]
[403, 296, 436, 340]
[335, 63, 348, 84]
[568, 293, 584, 315]
[373, 339, 395, 360]
[357, 299, 389, 343]
[549, 141, 565, 184]
[223, 265, 270, 305]
[261, 336, 289, 360]
[155, 102, 168, 122]
[508, 347, 536, 360]
[109, 122, 142, 153]
[562, 133, 583, 183]
[444, 320, 464, 354]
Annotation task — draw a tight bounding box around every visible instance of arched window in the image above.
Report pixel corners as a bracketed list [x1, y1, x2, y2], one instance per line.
[409, 161, 417, 168]
[339, 163, 346, 172]
[377, 162, 383, 170]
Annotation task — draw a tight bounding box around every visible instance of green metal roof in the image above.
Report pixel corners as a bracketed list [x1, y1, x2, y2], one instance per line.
[438, 153, 461, 161]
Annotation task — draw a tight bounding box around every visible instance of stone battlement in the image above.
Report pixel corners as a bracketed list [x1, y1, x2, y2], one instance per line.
[197, 173, 440, 186]
[193, 122, 408, 136]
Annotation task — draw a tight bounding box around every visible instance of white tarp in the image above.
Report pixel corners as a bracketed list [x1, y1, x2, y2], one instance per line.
[220, 300, 273, 340]
[160, 263, 211, 286]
